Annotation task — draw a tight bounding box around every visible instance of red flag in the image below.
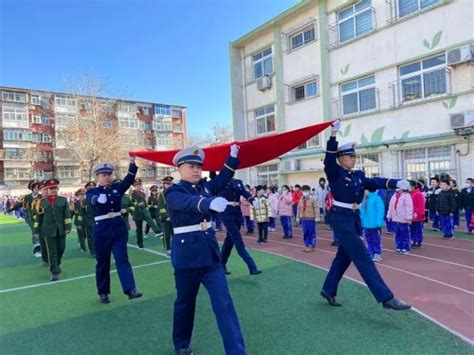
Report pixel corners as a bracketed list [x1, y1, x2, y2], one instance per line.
[130, 121, 333, 171]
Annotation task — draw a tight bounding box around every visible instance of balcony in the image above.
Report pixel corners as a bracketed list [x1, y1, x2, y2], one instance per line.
[389, 68, 451, 108]
[1, 119, 29, 129]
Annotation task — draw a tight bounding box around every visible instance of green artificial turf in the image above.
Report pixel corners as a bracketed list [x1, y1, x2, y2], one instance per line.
[0, 216, 472, 354]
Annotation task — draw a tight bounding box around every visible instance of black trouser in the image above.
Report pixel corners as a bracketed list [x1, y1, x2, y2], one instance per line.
[44, 235, 66, 274]
[162, 220, 172, 251]
[145, 213, 162, 235]
[39, 234, 49, 263]
[135, 219, 144, 247]
[77, 225, 86, 250]
[84, 224, 95, 255]
[257, 222, 268, 243]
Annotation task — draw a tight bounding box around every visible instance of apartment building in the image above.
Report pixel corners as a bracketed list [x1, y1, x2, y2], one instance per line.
[0, 86, 186, 190]
[230, 0, 473, 187]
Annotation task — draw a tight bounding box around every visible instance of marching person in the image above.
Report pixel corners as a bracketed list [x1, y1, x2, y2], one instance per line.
[145, 185, 163, 238]
[130, 178, 160, 249]
[82, 182, 97, 257]
[86, 157, 143, 304]
[112, 179, 135, 232]
[73, 188, 87, 252]
[158, 176, 174, 258]
[165, 144, 246, 355]
[8, 179, 42, 257]
[32, 179, 72, 281]
[320, 120, 411, 311]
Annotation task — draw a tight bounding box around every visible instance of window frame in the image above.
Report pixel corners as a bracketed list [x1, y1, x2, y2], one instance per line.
[289, 25, 316, 51]
[397, 0, 441, 19]
[292, 79, 319, 103]
[253, 47, 273, 80]
[340, 75, 377, 116]
[254, 105, 276, 135]
[337, 0, 373, 44]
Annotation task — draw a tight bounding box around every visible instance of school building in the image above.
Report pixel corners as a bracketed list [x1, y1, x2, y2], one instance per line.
[230, 0, 473, 188]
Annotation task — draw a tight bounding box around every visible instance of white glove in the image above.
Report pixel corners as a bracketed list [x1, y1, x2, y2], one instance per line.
[210, 197, 228, 212]
[296, 218, 300, 224]
[97, 194, 107, 204]
[230, 144, 239, 158]
[252, 200, 259, 207]
[331, 120, 341, 132]
[396, 179, 410, 190]
[128, 153, 136, 164]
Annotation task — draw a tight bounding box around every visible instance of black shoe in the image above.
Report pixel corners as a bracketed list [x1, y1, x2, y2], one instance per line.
[250, 269, 262, 275]
[126, 288, 143, 299]
[100, 294, 111, 304]
[383, 297, 411, 310]
[175, 348, 193, 355]
[320, 290, 341, 307]
[50, 273, 59, 282]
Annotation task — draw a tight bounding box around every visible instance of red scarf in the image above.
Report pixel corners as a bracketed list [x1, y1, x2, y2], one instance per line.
[394, 191, 404, 209]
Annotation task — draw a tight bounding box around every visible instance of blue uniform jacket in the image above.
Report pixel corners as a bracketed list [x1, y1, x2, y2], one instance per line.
[324, 136, 398, 207]
[360, 192, 385, 228]
[216, 178, 253, 221]
[86, 163, 138, 221]
[165, 156, 238, 269]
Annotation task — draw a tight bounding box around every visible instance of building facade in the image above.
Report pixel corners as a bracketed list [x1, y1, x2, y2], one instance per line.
[230, 0, 473, 188]
[0, 86, 186, 191]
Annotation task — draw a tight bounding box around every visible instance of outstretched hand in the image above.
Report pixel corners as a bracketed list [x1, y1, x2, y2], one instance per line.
[230, 144, 239, 158]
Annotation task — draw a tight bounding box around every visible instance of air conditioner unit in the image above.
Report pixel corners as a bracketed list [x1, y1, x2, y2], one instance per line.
[257, 75, 272, 91]
[447, 44, 474, 66]
[450, 110, 474, 129]
[284, 159, 299, 171]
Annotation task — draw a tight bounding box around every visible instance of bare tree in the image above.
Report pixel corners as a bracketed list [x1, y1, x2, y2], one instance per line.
[55, 75, 125, 180]
[193, 122, 233, 147]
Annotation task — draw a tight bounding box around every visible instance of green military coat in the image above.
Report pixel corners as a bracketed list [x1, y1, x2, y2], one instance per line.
[33, 196, 72, 238]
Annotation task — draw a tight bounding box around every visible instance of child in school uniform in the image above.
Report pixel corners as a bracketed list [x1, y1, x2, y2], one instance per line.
[250, 186, 273, 245]
[267, 186, 278, 232]
[297, 185, 319, 252]
[409, 181, 426, 247]
[387, 180, 413, 254]
[324, 189, 340, 246]
[277, 185, 293, 239]
[436, 180, 457, 239]
[360, 190, 385, 262]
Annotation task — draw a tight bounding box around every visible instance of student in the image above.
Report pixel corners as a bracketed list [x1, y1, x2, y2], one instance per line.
[251, 186, 273, 245]
[297, 185, 318, 252]
[267, 186, 278, 232]
[277, 185, 293, 239]
[427, 177, 441, 231]
[450, 180, 462, 229]
[360, 190, 385, 262]
[409, 181, 426, 248]
[436, 180, 457, 239]
[461, 178, 474, 234]
[387, 180, 413, 254]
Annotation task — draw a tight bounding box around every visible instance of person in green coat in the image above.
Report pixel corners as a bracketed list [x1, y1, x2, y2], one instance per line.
[158, 176, 174, 258]
[82, 182, 97, 257]
[73, 188, 87, 252]
[8, 179, 42, 257]
[145, 185, 163, 238]
[32, 181, 49, 265]
[130, 178, 159, 249]
[32, 179, 72, 281]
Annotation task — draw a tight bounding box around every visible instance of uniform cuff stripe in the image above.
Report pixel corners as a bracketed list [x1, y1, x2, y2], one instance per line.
[224, 163, 235, 172]
[197, 197, 205, 212]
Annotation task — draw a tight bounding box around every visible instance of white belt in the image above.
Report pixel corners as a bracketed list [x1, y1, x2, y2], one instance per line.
[227, 201, 240, 207]
[333, 200, 360, 210]
[94, 211, 122, 221]
[174, 220, 211, 234]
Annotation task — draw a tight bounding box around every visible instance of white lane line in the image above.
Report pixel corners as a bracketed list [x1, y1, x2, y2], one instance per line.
[244, 247, 474, 346]
[379, 235, 474, 253]
[0, 260, 170, 294]
[126, 243, 168, 257]
[240, 235, 474, 296]
[267, 230, 474, 270]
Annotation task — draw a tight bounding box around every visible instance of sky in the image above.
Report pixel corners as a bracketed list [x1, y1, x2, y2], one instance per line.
[0, 0, 299, 135]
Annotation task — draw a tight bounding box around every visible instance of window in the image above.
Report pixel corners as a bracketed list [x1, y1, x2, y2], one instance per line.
[118, 117, 138, 129]
[32, 115, 41, 124]
[290, 26, 316, 50]
[2, 91, 27, 103]
[297, 135, 321, 149]
[152, 121, 172, 131]
[256, 164, 279, 187]
[55, 112, 76, 126]
[293, 81, 318, 102]
[253, 47, 273, 79]
[157, 166, 172, 177]
[57, 167, 80, 179]
[2, 104, 28, 126]
[172, 109, 182, 118]
[340, 75, 376, 115]
[31, 95, 41, 105]
[355, 153, 380, 177]
[5, 148, 29, 160]
[139, 121, 152, 131]
[42, 134, 52, 143]
[102, 119, 112, 129]
[337, 0, 373, 43]
[398, 0, 440, 18]
[154, 104, 171, 116]
[3, 129, 32, 141]
[33, 151, 53, 161]
[5, 168, 31, 180]
[255, 105, 276, 135]
[142, 107, 150, 116]
[399, 54, 447, 102]
[173, 124, 182, 132]
[403, 145, 454, 180]
[55, 96, 76, 107]
[155, 133, 172, 148]
[141, 169, 155, 178]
